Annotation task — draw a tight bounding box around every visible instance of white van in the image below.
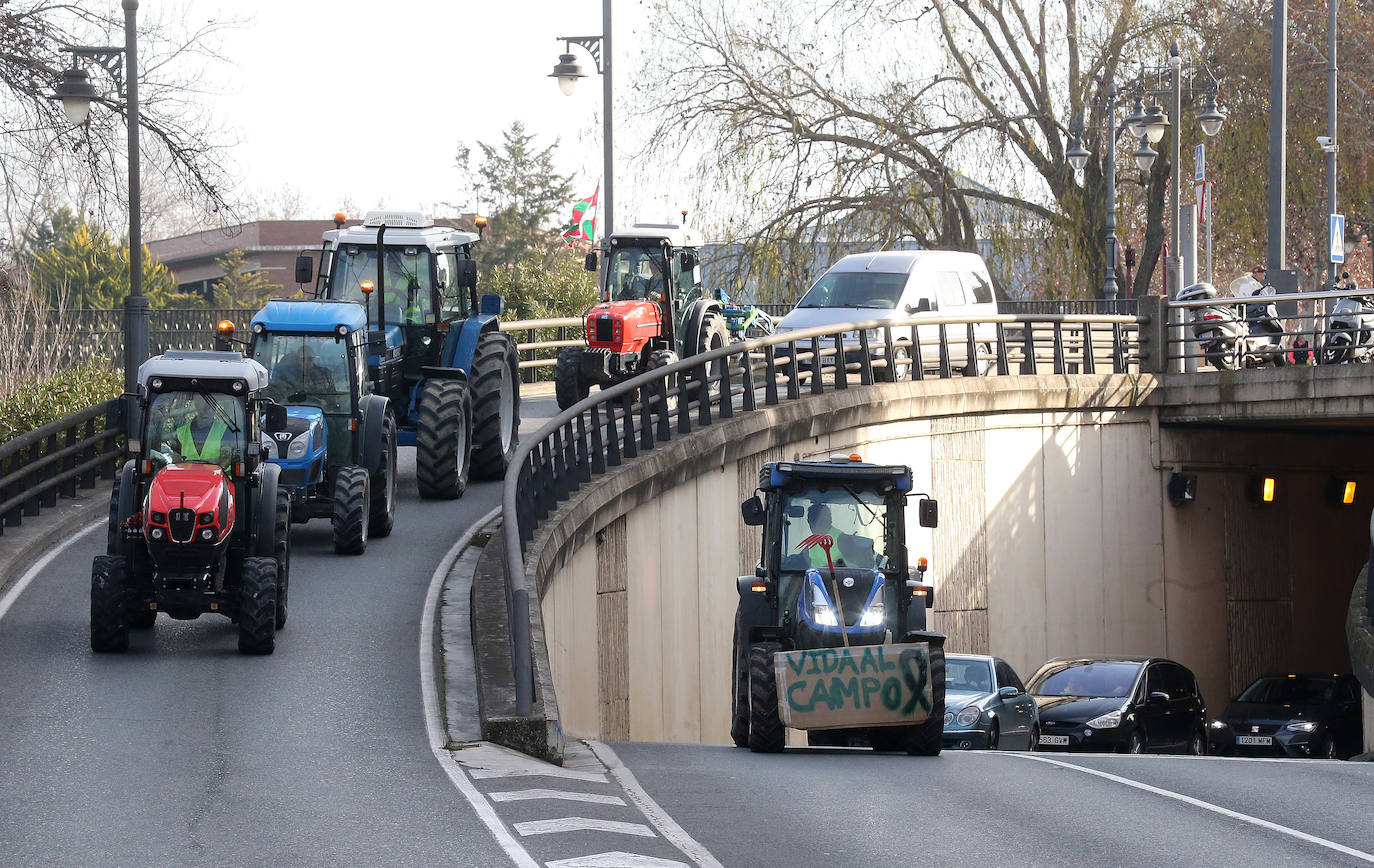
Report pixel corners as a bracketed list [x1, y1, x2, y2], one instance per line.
[774, 250, 1000, 377]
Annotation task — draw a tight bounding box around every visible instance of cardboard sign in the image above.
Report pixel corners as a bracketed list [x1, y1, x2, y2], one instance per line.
[775, 642, 934, 730]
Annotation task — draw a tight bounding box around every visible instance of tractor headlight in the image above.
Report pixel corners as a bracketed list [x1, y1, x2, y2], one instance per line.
[810, 585, 839, 626]
[198, 512, 214, 525]
[200, 528, 214, 540]
[150, 528, 164, 540]
[149, 511, 166, 524]
[1086, 707, 1125, 729]
[858, 601, 886, 627]
[955, 706, 981, 727]
[287, 433, 309, 459]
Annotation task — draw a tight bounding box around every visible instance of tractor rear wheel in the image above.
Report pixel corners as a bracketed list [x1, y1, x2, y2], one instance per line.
[273, 485, 291, 629]
[903, 644, 945, 756]
[90, 555, 130, 653]
[332, 466, 370, 555]
[555, 347, 589, 411]
[237, 556, 278, 655]
[415, 379, 473, 500]
[646, 349, 679, 416]
[369, 411, 397, 538]
[470, 332, 521, 480]
[747, 641, 785, 753]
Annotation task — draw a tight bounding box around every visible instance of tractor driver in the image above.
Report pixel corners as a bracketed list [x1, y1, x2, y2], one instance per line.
[802, 502, 878, 568]
[151, 394, 235, 468]
[382, 252, 428, 324]
[274, 343, 337, 401]
[617, 251, 665, 303]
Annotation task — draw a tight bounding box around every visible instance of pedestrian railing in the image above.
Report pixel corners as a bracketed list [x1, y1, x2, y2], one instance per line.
[0, 399, 123, 537]
[498, 317, 583, 383]
[497, 309, 1147, 714]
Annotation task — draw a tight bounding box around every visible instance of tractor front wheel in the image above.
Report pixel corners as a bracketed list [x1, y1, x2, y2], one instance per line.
[273, 485, 291, 629]
[369, 411, 397, 538]
[237, 556, 278, 655]
[729, 621, 749, 748]
[555, 347, 589, 411]
[747, 641, 785, 753]
[470, 332, 521, 480]
[415, 379, 473, 500]
[332, 466, 370, 555]
[646, 349, 679, 417]
[903, 644, 945, 756]
[90, 555, 130, 653]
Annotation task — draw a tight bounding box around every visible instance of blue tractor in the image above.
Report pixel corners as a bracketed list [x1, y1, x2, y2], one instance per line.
[247, 300, 397, 555]
[294, 210, 520, 498]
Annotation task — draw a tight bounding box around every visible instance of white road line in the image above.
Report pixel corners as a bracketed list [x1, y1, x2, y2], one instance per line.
[515, 818, 656, 838]
[469, 767, 609, 783]
[546, 852, 689, 867]
[1011, 753, 1374, 864]
[419, 507, 540, 868]
[490, 789, 628, 806]
[0, 520, 102, 623]
[587, 742, 726, 868]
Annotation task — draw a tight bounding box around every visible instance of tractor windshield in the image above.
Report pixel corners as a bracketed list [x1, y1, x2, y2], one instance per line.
[329, 244, 434, 325]
[606, 246, 668, 303]
[145, 390, 246, 470]
[252, 333, 352, 413]
[780, 484, 897, 573]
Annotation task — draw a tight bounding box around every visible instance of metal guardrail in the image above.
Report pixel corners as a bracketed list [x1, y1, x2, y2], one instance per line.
[498, 317, 583, 382]
[498, 310, 1145, 714]
[0, 399, 123, 536]
[1165, 288, 1374, 369]
[27, 308, 261, 368]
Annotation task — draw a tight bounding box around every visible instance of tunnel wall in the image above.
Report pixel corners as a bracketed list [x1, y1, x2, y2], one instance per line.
[530, 375, 1374, 743]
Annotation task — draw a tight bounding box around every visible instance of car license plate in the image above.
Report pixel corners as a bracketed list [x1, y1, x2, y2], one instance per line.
[1039, 735, 1069, 746]
[1236, 735, 1272, 746]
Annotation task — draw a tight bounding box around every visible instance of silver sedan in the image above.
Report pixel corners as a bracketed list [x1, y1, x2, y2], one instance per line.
[942, 654, 1040, 750]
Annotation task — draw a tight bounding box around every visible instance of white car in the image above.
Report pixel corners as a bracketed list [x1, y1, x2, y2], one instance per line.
[774, 250, 999, 378]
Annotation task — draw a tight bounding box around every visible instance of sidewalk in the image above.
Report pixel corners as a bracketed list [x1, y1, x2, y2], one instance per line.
[0, 487, 108, 595]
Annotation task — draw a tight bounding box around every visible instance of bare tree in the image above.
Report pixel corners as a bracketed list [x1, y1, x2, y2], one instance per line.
[635, 0, 1176, 301]
[0, 1, 239, 252]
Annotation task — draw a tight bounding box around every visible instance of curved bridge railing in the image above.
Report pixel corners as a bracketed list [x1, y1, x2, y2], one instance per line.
[498, 307, 1151, 715]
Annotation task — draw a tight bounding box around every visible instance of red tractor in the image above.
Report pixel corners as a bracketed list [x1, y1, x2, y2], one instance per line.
[554, 222, 728, 409]
[93, 350, 292, 654]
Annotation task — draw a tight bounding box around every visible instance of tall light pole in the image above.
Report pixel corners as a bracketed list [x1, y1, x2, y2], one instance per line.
[550, 0, 613, 241]
[1268, 0, 1289, 282]
[1066, 85, 1122, 307]
[1325, 0, 1340, 288]
[52, 0, 144, 430]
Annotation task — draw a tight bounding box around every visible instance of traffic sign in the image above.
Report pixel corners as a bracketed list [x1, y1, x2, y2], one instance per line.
[1331, 214, 1346, 264]
[1194, 143, 1205, 183]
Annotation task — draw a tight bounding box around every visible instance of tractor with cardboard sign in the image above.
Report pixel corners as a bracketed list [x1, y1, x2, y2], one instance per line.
[733, 454, 943, 754]
[554, 222, 728, 410]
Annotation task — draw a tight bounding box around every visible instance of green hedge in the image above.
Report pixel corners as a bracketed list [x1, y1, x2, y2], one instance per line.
[0, 359, 122, 446]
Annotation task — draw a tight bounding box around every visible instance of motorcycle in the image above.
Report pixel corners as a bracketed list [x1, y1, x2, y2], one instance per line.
[1179, 282, 1285, 371]
[1320, 288, 1374, 364]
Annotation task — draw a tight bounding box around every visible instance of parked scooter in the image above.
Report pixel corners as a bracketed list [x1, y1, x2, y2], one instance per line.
[1320, 277, 1374, 364]
[1178, 282, 1285, 370]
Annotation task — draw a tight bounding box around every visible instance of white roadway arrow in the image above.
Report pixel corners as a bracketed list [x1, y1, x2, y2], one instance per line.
[546, 853, 689, 868]
[489, 788, 628, 806]
[514, 817, 656, 838]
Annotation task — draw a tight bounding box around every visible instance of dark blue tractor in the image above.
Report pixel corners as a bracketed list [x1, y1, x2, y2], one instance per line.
[248, 300, 396, 555]
[733, 455, 944, 754]
[295, 210, 520, 498]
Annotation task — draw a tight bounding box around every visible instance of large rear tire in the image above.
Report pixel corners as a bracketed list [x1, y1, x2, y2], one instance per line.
[368, 411, 397, 538]
[237, 556, 277, 655]
[747, 641, 785, 753]
[273, 485, 291, 629]
[415, 379, 472, 500]
[470, 331, 521, 480]
[90, 555, 129, 653]
[555, 347, 589, 411]
[903, 643, 944, 756]
[646, 349, 679, 417]
[331, 465, 370, 555]
[729, 619, 749, 748]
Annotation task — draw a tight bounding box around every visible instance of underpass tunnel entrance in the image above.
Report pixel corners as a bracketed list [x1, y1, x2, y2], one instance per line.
[1160, 425, 1374, 715]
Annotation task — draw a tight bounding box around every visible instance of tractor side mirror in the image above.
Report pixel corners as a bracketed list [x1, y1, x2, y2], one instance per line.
[741, 495, 765, 526]
[295, 254, 314, 284]
[456, 259, 478, 290]
[918, 498, 939, 528]
[263, 403, 288, 434]
[680, 251, 698, 271]
[480, 294, 506, 317]
[585, 251, 599, 272]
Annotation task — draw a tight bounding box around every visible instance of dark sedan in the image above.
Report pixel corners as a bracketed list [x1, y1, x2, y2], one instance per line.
[1209, 673, 1364, 759]
[1028, 656, 1208, 754]
[941, 654, 1039, 750]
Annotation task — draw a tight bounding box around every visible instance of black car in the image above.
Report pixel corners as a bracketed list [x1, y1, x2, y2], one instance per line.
[1209, 673, 1364, 759]
[1028, 656, 1207, 754]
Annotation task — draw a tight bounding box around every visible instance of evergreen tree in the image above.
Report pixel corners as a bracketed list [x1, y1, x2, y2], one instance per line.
[210, 249, 280, 308]
[27, 212, 179, 309]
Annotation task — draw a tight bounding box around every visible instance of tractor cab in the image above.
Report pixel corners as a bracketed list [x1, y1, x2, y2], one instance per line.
[740, 455, 938, 646]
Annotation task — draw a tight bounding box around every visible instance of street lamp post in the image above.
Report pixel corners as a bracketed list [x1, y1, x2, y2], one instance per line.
[1066, 85, 1122, 306]
[51, 0, 144, 431]
[550, 0, 613, 241]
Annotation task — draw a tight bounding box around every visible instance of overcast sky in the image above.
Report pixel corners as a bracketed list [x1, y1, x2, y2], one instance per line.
[176, 0, 657, 229]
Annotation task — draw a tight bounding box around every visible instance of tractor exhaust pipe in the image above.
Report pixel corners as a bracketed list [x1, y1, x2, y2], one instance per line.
[374, 224, 387, 335]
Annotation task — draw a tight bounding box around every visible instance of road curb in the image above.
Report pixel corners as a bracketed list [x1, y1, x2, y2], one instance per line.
[0, 490, 108, 598]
